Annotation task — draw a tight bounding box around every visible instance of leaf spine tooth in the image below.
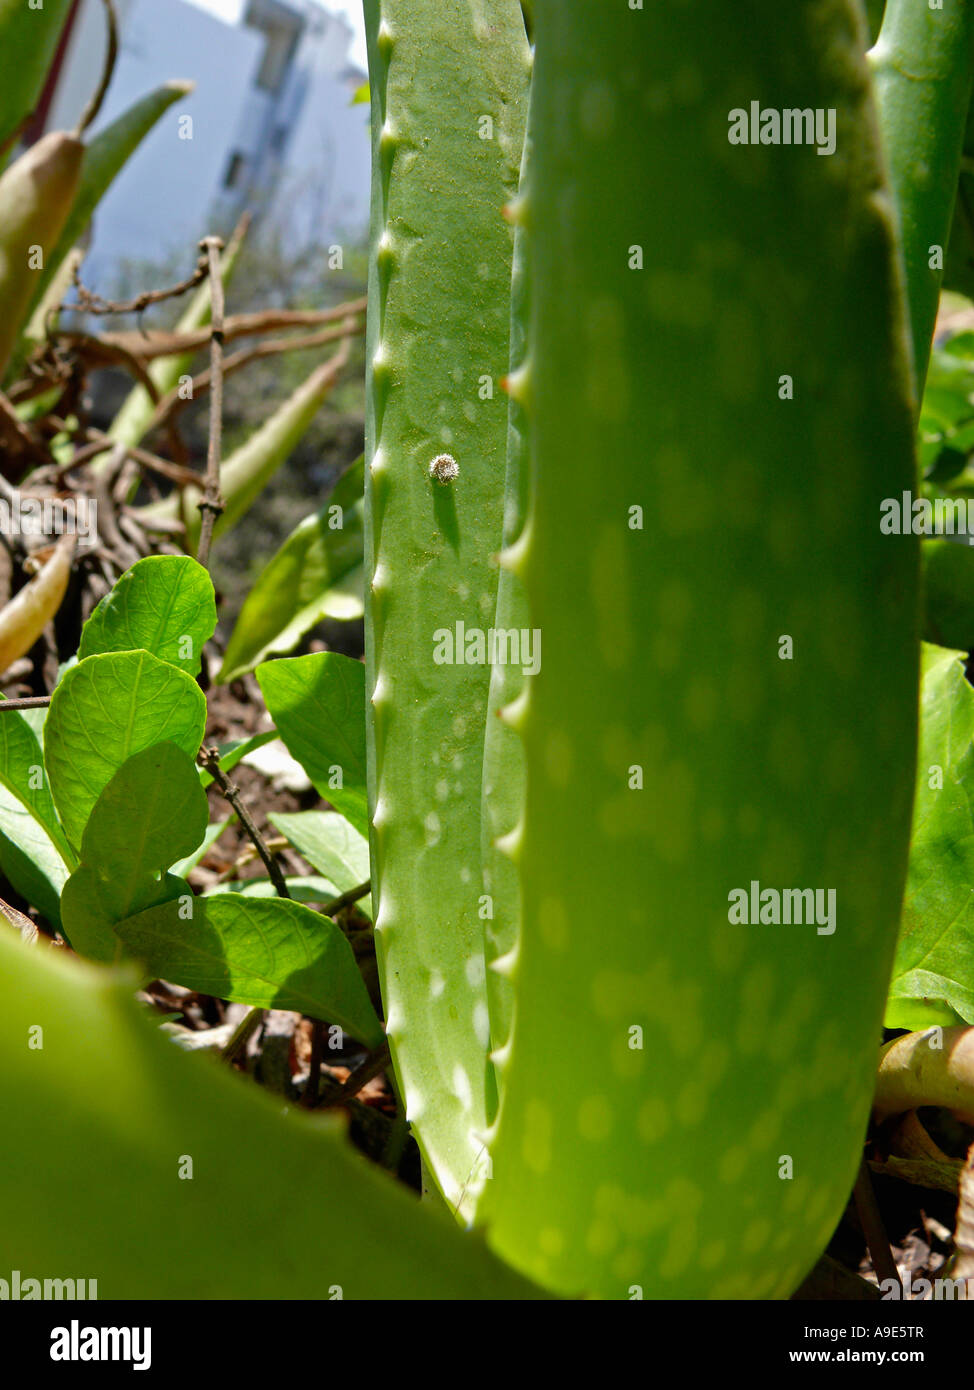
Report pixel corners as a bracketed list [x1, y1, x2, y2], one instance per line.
[502, 194, 528, 227]
[499, 521, 531, 580]
[369, 446, 388, 478]
[377, 18, 394, 56]
[489, 943, 519, 981]
[498, 686, 530, 732]
[379, 120, 399, 157]
[376, 229, 397, 269]
[494, 819, 524, 868]
[502, 360, 531, 407]
[372, 794, 390, 829]
[488, 1037, 512, 1073]
[402, 1087, 424, 1123]
[371, 672, 390, 707]
[371, 341, 393, 377]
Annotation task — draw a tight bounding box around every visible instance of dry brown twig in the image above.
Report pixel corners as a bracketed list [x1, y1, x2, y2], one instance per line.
[195, 236, 226, 569]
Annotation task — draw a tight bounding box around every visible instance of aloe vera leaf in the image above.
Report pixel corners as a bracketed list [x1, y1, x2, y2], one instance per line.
[869, 0, 974, 397]
[478, 1, 919, 1299]
[363, 0, 531, 1218]
[22, 81, 193, 333]
[0, 131, 82, 378]
[0, 535, 74, 676]
[480, 110, 532, 1114]
[0, 928, 546, 1298]
[217, 458, 365, 683]
[0, 0, 74, 150]
[106, 217, 248, 455]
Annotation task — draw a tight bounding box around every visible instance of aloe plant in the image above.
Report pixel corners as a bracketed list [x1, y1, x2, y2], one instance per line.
[5, 0, 974, 1308]
[0, 0, 74, 151]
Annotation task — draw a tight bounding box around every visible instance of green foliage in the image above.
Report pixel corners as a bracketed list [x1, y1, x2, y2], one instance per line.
[44, 650, 207, 851]
[258, 652, 368, 837]
[888, 644, 974, 1028]
[79, 555, 217, 676]
[218, 458, 365, 683]
[60, 744, 207, 963]
[207, 875, 344, 904]
[115, 893, 383, 1047]
[268, 809, 372, 917]
[0, 699, 73, 864]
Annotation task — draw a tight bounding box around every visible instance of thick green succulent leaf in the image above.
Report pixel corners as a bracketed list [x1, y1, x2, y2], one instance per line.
[115, 892, 383, 1047]
[887, 644, 974, 1027]
[268, 809, 371, 917]
[60, 744, 208, 963]
[869, 0, 974, 396]
[44, 650, 207, 851]
[258, 653, 368, 837]
[944, 84, 974, 308]
[479, 0, 918, 1299]
[0, 929, 545, 1298]
[79, 556, 217, 676]
[0, 0, 74, 149]
[23, 81, 193, 331]
[481, 108, 532, 1111]
[363, 0, 531, 1220]
[218, 459, 365, 683]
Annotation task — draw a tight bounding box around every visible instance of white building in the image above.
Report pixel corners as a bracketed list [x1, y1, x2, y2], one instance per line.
[44, 0, 370, 289]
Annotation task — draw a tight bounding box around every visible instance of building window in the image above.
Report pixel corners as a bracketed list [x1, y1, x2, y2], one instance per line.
[255, 22, 298, 94]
